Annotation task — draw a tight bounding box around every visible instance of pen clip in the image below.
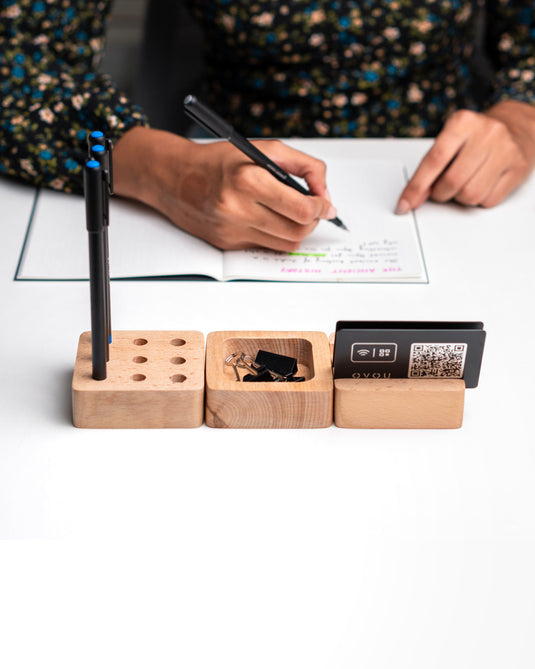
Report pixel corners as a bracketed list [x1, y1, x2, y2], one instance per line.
[105, 138, 114, 195]
[83, 160, 105, 233]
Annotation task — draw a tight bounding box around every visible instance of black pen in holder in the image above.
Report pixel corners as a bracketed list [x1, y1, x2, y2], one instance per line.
[88, 140, 112, 355]
[83, 160, 107, 380]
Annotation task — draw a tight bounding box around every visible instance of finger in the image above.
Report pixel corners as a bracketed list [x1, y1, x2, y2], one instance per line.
[249, 200, 320, 243]
[236, 161, 335, 224]
[239, 219, 319, 253]
[479, 168, 523, 208]
[254, 140, 330, 198]
[447, 159, 505, 206]
[429, 141, 489, 203]
[396, 130, 468, 213]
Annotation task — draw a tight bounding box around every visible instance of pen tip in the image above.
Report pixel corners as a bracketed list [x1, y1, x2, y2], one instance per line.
[331, 217, 349, 231]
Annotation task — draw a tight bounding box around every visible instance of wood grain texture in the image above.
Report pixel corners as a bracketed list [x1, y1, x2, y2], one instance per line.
[72, 331, 205, 428]
[334, 378, 465, 429]
[205, 331, 333, 428]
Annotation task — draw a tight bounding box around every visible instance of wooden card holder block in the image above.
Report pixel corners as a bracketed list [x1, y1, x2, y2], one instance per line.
[205, 331, 333, 428]
[72, 331, 205, 428]
[334, 378, 465, 429]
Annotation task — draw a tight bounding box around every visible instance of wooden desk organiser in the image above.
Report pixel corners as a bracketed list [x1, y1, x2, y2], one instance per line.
[205, 331, 333, 428]
[328, 334, 465, 429]
[333, 378, 465, 429]
[72, 331, 468, 430]
[72, 330, 205, 428]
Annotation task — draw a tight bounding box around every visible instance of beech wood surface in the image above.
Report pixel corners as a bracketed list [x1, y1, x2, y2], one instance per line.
[334, 378, 465, 429]
[72, 330, 205, 428]
[205, 331, 333, 428]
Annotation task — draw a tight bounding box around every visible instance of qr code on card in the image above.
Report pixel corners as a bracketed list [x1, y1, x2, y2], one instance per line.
[409, 343, 467, 379]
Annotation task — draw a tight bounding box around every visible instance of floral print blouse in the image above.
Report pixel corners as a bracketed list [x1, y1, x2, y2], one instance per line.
[189, 0, 535, 137]
[1, 0, 534, 193]
[0, 0, 146, 193]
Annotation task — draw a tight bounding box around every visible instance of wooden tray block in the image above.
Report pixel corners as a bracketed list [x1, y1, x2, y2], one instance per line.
[72, 331, 205, 428]
[334, 378, 465, 429]
[205, 331, 333, 428]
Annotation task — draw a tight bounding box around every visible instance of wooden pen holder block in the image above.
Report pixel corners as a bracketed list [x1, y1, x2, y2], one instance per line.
[72, 331, 205, 428]
[205, 331, 333, 428]
[334, 378, 465, 429]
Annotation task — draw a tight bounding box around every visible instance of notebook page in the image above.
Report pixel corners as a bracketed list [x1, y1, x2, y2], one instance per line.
[17, 190, 223, 280]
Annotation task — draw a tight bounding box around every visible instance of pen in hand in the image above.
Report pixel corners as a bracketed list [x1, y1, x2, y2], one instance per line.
[183, 94, 349, 231]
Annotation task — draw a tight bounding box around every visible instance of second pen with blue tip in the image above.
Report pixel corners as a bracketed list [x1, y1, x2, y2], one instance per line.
[84, 159, 108, 380]
[88, 133, 113, 353]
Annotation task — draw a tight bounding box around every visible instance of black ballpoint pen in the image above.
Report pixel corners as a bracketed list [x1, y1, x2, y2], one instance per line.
[183, 94, 349, 231]
[83, 159, 107, 380]
[88, 138, 112, 356]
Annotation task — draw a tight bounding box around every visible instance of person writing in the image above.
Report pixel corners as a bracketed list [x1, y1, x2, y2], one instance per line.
[1, 0, 535, 253]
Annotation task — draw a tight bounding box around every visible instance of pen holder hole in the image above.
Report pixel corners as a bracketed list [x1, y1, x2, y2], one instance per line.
[170, 357, 186, 365]
[170, 338, 186, 347]
[170, 374, 187, 383]
[133, 356, 148, 364]
[131, 374, 146, 382]
[133, 338, 148, 346]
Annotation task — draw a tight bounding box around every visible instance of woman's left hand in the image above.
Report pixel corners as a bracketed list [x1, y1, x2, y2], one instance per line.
[396, 100, 535, 214]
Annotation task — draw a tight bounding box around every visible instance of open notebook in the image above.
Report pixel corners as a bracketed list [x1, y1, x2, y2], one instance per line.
[16, 159, 427, 282]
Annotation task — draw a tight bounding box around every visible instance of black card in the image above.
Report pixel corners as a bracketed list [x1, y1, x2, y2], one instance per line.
[332, 321, 486, 388]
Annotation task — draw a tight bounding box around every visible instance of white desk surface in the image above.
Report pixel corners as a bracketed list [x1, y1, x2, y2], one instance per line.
[1, 139, 534, 668]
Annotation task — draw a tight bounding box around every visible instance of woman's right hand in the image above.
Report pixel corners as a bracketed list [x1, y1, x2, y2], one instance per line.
[113, 127, 336, 251]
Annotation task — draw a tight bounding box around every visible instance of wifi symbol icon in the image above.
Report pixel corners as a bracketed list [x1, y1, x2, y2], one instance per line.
[357, 348, 371, 357]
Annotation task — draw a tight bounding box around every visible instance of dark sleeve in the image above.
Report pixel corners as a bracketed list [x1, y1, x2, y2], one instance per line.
[484, 0, 535, 107]
[0, 0, 148, 193]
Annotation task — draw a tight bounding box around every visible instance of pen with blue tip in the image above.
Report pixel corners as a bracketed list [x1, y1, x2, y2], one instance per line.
[183, 95, 348, 231]
[83, 159, 107, 380]
[88, 131, 113, 355]
[88, 131, 114, 192]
